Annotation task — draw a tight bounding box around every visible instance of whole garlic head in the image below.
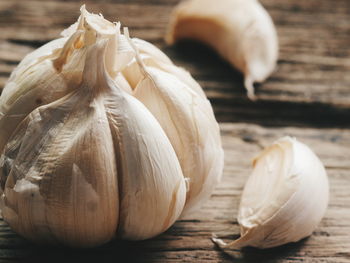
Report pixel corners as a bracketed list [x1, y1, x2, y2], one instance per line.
[0, 6, 223, 247]
[166, 0, 279, 99]
[213, 137, 329, 249]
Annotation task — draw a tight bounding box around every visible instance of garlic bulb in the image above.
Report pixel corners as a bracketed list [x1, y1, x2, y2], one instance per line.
[166, 0, 279, 99]
[0, 6, 223, 247]
[213, 137, 329, 249]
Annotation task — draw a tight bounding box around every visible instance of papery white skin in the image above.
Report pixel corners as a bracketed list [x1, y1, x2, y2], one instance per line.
[166, 0, 278, 99]
[0, 32, 85, 154]
[0, 7, 188, 247]
[125, 31, 224, 215]
[0, 6, 134, 155]
[213, 137, 329, 249]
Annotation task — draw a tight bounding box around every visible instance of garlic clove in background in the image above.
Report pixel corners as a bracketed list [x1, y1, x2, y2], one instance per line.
[213, 137, 329, 249]
[126, 33, 224, 216]
[166, 0, 278, 99]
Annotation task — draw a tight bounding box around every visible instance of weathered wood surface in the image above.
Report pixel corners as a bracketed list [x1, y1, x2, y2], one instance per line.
[1, 0, 350, 127]
[0, 123, 349, 262]
[0, 0, 349, 262]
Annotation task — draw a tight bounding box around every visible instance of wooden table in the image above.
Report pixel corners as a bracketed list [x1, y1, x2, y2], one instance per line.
[0, 0, 349, 262]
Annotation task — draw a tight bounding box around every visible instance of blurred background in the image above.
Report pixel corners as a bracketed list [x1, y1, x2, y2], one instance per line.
[0, 0, 349, 127]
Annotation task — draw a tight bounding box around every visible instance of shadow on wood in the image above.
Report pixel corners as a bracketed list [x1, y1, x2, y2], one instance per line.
[212, 237, 308, 262]
[8, 238, 156, 263]
[164, 41, 350, 128]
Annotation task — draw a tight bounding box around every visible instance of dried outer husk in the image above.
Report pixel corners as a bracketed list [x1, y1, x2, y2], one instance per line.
[166, 0, 278, 99]
[126, 31, 224, 216]
[212, 137, 329, 249]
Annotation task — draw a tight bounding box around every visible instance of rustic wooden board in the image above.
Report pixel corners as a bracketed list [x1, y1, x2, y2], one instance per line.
[0, 0, 350, 126]
[0, 123, 349, 262]
[0, 0, 349, 262]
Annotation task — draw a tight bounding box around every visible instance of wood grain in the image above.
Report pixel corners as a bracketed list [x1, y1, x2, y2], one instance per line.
[0, 123, 349, 262]
[0, 0, 350, 126]
[0, 0, 349, 262]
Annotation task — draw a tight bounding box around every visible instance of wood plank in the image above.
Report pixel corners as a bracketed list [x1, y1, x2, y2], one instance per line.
[0, 123, 348, 262]
[0, 0, 349, 120]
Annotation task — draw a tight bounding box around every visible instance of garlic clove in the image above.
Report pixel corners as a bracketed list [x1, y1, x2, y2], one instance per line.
[0, 32, 87, 156]
[105, 89, 187, 240]
[4, 38, 68, 86]
[213, 137, 329, 249]
[0, 44, 120, 247]
[166, 0, 278, 99]
[127, 34, 224, 215]
[104, 67, 186, 241]
[122, 38, 206, 98]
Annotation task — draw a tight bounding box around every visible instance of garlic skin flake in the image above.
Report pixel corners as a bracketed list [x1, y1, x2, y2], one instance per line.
[213, 137, 329, 249]
[166, 0, 278, 99]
